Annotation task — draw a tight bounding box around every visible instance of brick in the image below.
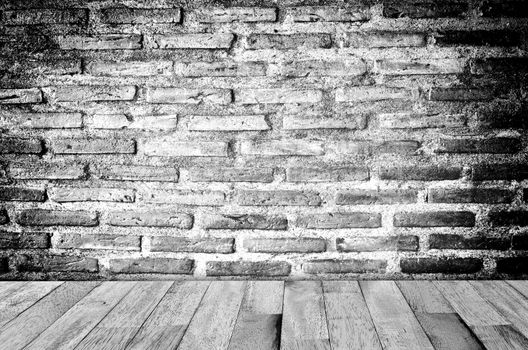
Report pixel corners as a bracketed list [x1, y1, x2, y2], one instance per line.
[383, 1, 468, 18]
[375, 59, 465, 75]
[188, 115, 269, 131]
[0, 187, 45, 202]
[0, 231, 50, 249]
[152, 34, 234, 49]
[0, 113, 82, 129]
[0, 88, 42, 104]
[56, 35, 142, 50]
[244, 238, 326, 253]
[331, 140, 417, 156]
[476, 102, 528, 129]
[472, 163, 528, 181]
[238, 190, 321, 206]
[379, 165, 463, 181]
[0, 258, 7, 273]
[85, 61, 172, 76]
[378, 112, 466, 129]
[428, 187, 514, 204]
[193, 7, 277, 22]
[53, 138, 136, 154]
[337, 236, 419, 252]
[28, 60, 82, 75]
[0, 138, 42, 154]
[240, 139, 324, 156]
[85, 114, 178, 130]
[434, 137, 521, 154]
[0, 209, 7, 224]
[470, 57, 528, 75]
[525, 189, 528, 203]
[345, 32, 426, 48]
[144, 140, 228, 157]
[482, 0, 528, 17]
[49, 188, 135, 203]
[188, 167, 274, 182]
[175, 61, 266, 77]
[247, 34, 332, 50]
[335, 86, 413, 102]
[56, 234, 140, 251]
[430, 234, 510, 250]
[10, 161, 86, 180]
[95, 165, 178, 182]
[108, 211, 193, 228]
[282, 59, 367, 77]
[286, 166, 369, 182]
[101, 8, 181, 24]
[394, 211, 475, 227]
[146, 88, 231, 104]
[144, 189, 225, 206]
[303, 259, 387, 274]
[150, 237, 234, 253]
[434, 30, 521, 47]
[496, 257, 528, 275]
[52, 85, 136, 102]
[2, 9, 87, 25]
[203, 214, 288, 230]
[206, 261, 291, 277]
[296, 212, 382, 229]
[16, 255, 99, 273]
[336, 189, 418, 205]
[109, 258, 194, 274]
[290, 6, 370, 22]
[400, 257, 482, 274]
[283, 115, 366, 130]
[489, 211, 528, 227]
[428, 87, 493, 101]
[17, 210, 98, 227]
[236, 89, 323, 104]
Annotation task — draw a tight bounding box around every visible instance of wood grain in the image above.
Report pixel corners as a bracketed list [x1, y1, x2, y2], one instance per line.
[396, 280, 454, 313]
[472, 325, 528, 350]
[415, 313, 483, 350]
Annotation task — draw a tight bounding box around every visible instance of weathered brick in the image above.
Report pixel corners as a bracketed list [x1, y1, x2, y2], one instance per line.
[95, 164, 179, 182]
[188, 167, 274, 183]
[335, 86, 414, 102]
[375, 59, 465, 75]
[244, 238, 326, 253]
[144, 189, 225, 206]
[152, 34, 234, 49]
[0, 209, 7, 224]
[17, 210, 98, 227]
[400, 257, 483, 274]
[283, 115, 366, 130]
[175, 61, 266, 77]
[472, 163, 528, 181]
[287, 166, 369, 182]
[296, 212, 382, 229]
[3, 9, 87, 25]
[0, 258, 7, 273]
[0, 231, 50, 249]
[108, 211, 193, 228]
[379, 165, 463, 181]
[331, 140, 419, 156]
[52, 85, 136, 102]
[0, 88, 42, 104]
[85, 61, 172, 76]
[337, 236, 419, 252]
[236, 89, 323, 104]
[10, 161, 86, 180]
[470, 57, 528, 75]
[282, 59, 367, 77]
[0, 113, 82, 129]
[336, 189, 418, 205]
[345, 32, 426, 48]
[428, 187, 514, 204]
[428, 87, 493, 101]
[496, 257, 528, 275]
[378, 112, 466, 129]
[101, 8, 181, 24]
[49, 187, 135, 203]
[188, 115, 269, 131]
[57, 234, 140, 251]
[247, 34, 332, 50]
[16, 255, 99, 273]
[394, 211, 475, 227]
[430, 234, 510, 250]
[56, 35, 142, 50]
[53, 138, 136, 154]
[482, 0, 528, 17]
[434, 137, 521, 154]
[146, 88, 231, 104]
[144, 140, 228, 157]
[203, 214, 288, 230]
[85, 114, 178, 130]
[238, 190, 321, 206]
[0, 138, 42, 154]
[206, 261, 291, 276]
[150, 237, 234, 253]
[240, 139, 324, 156]
[290, 6, 370, 22]
[0, 187, 45, 202]
[24, 60, 82, 75]
[489, 211, 528, 227]
[434, 30, 521, 47]
[303, 259, 387, 274]
[193, 7, 277, 22]
[383, 1, 468, 18]
[109, 258, 194, 274]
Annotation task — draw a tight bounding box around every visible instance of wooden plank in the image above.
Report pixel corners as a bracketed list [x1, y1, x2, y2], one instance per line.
[178, 281, 246, 350]
[75, 281, 173, 350]
[360, 281, 434, 350]
[0, 282, 28, 300]
[472, 325, 528, 350]
[0, 281, 99, 350]
[506, 280, 528, 299]
[434, 281, 510, 327]
[0, 281, 63, 327]
[126, 281, 210, 350]
[415, 313, 484, 350]
[396, 281, 454, 313]
[281, 280, 331, 350]
[323, 281, 382, 350]
[24, 281, 136, 350]
[228, 281, 284, 350]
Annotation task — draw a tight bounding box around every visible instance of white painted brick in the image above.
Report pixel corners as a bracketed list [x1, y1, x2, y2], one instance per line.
[240, 139, 325, 156]
[146, 88, 232, 104]
[283, 115, 367, 130]
[85, 61, 172, 76]
[143, 139, 229, 157]
[236, 89, 323, 104]
[187, 115, 269, 131]
[152, 34, 234, 49]
[85, 114, 178, 130]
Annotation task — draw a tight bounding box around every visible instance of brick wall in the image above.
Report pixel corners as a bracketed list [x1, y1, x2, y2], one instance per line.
[0, 0, 527, 280]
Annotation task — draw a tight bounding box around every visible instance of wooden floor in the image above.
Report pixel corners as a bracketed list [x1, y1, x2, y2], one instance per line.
[1, 281, 528, 350]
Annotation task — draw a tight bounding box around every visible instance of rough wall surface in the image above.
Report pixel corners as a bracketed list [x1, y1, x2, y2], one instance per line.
[0, 0, 527, 280]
